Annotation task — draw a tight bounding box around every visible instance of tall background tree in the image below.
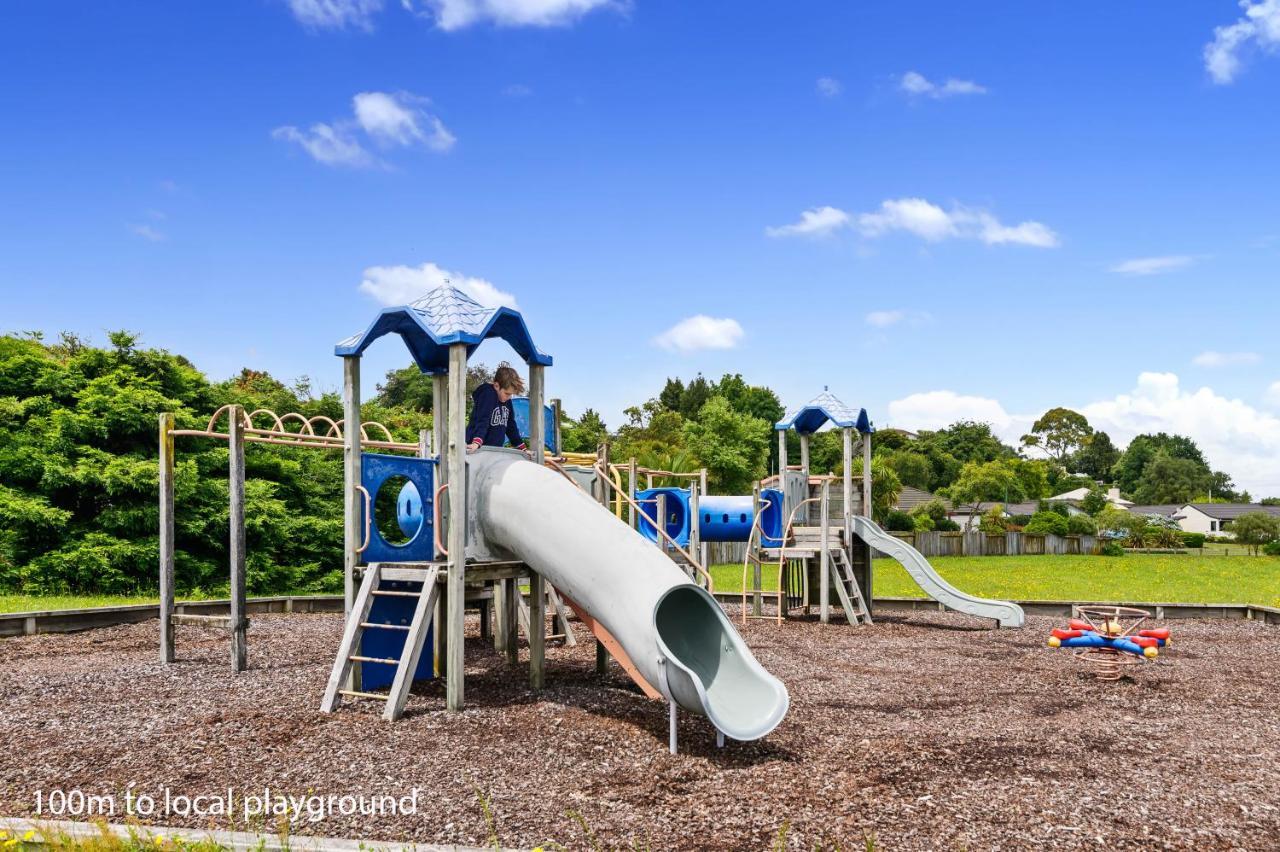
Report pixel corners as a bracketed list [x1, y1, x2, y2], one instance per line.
[1021, 407, 1093, 465]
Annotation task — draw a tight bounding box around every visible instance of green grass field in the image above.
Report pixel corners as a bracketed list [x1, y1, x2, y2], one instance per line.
[3, 553, 1278, 614]
[714, 553, 1280, 607]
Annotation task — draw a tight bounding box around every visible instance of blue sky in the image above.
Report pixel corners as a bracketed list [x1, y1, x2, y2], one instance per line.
[3, 1, 1280, 492]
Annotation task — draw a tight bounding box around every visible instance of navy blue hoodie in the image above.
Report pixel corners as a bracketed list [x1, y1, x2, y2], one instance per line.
[466, 383, 526, 449]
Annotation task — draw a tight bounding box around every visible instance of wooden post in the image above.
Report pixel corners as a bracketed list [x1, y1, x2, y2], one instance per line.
[418, 428, 431, 459]
[656, 492, 667, 553]
[550, 397, 562, 456]
[528, 363, 546, 690]
[860, 430, 874, 611]
[595, 445, 611, 673]
[862, 430, 872, 518]
[699, 467, 709, 569]
[752, 481, 762, 616]
[842, 425, 854, 569]
[446, 344, 467, 711]
[688, 480, 700, 576]
[229, 405, 247, 673]
[799, 433, 810, 479]
[820, 479, 830, 624]
[342, 356, 362, 691]
[628, 459, 638, 529]
[159, 412, 175, 663]
[777, 429, 787, 476]
[432, 373, 448, 558]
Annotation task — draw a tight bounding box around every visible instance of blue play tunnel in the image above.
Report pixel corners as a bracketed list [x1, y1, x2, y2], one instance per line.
[636, 487, 785, 548]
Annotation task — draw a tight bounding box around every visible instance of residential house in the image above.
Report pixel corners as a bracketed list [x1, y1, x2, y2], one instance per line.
[1174, 503, 1280, 537]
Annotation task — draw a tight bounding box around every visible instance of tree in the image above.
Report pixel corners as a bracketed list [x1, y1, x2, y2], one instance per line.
[883, 449, 933, 491]
[1024, 511, 1069, 536]
[978, 505, 1008, 534]
[1131, 451, 1212, 505]
[941, 460, 1026, 513]
[1081, 485, 1108, 515]
[918, 421, 1015, 465]
[561, 408, 608, 453]
[1067, 514, 1097, 535]
[1021, 408, 1093, 464]
[677, 374, 712, 420]
[712, 373, 785, 425]
[681, 396, 770, 494]
[1228, 512, 1280, 555]
[1073, 431, 1121, 480]
[1112, 433, 1209, 495]
[658, 378, 685, 412]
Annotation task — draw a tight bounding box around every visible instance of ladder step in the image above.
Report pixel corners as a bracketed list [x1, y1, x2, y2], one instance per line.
[349, 654, 400, 665]
[371, 590, 421, 598]
[338, 689, 389, 701]
[359, 622, 411, 631]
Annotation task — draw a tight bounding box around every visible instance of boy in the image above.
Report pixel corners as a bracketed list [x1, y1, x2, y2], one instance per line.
[466, 363, 529, 454]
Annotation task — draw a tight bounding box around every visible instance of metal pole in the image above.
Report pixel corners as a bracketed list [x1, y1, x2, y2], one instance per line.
[158, 412, 175, 663]
[446, 344, 467, 711]
[229, 405, 247, 673]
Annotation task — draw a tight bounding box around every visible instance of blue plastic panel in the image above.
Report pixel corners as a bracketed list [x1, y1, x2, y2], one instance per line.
[510, 397, 557, 453]
[361, 453, 436, 564]
[359, 579, 434, 689]
[635, 487, 691, 546]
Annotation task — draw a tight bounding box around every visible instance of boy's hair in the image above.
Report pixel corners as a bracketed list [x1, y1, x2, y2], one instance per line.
[493, 363, 526, 394]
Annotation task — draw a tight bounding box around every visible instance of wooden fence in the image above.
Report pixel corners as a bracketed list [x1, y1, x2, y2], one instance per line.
[876, 531, 1100, 558]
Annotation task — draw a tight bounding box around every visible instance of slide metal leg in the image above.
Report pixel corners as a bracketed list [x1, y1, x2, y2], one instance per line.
[716, 729, 725, 749]
[669, 701, 678, 755]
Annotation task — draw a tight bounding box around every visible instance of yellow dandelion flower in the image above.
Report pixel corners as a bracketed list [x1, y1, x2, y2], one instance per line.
[23, 832, 37, 842]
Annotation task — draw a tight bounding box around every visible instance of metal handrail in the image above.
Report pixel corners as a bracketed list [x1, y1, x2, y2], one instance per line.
[434, 483, 449, 557]
[740, 494, 784, 624]
[355, 485, 372, 554]
[593, 464, 714, 592]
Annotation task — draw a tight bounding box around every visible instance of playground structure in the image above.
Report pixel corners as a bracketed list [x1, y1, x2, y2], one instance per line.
[155, 284, 1024, 751]
[1048, 606, 1172, 681]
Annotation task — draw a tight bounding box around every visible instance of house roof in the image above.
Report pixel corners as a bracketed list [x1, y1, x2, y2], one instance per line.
[1049, 487, 1091, 501]
[334, 286, 553, 375]
[775, 390, 872, 435]
[894, 486, 938, 511]
[949, 501, 1042, 516]
[1127, 505, 1182, 518]
[1179, 503, 1280, 521]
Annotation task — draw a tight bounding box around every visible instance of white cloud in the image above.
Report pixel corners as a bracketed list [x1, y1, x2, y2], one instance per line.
[856, 198, 1059, 247]
[865, 310, 905, 328]
[765, 206, 851, 238]
[287, 0, 383, 30]
[653, 315, 745, 353]
[865, 309, 932, 329]
[1204, 0, 1280, 84]
[1110, 255, 1196, 276]
[900, 71, 987, 99]
[816, 76, 842, 97]
[404, 0, 618, 31]
[129, 223, 166, 242]
[1193, 351, 1262, 367]
[890, 373, 1280, 496]
[272, 123, 375, 168]
[353, 91, 455, 151]
[359, 261, 518, 308]
[274, 91, 453, 167]
[1081, 372, 1280, 496]
[887, 390, 1022, 435]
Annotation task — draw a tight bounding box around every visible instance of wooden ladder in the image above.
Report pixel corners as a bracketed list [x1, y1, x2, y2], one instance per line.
[517, 582, 578, 647]
[319, 563, 440, 721]
[830, 547, 873, 626]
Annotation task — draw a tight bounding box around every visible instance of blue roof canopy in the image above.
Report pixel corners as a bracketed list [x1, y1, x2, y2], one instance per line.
[334, 286, 553, 374]
[775, 390, 873, 435]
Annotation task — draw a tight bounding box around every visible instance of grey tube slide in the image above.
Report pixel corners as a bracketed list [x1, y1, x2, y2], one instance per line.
[469, 451, 789, 741]
[850, 515, 1025, 628]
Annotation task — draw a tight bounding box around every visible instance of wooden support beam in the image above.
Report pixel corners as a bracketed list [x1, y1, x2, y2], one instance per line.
[528, 363, 546, 690]
[752, 481, 762, 617]
[820, 479, 831, 624]
[628, 459, 638, 528]
[862, 429, 874, 608]
[159, 412, 175, 664]
[699, 468, 709, 569]
[550, 397, 562, 456]
[503, 577, 518, 665]
[342, 356, 363, 691]
[446, 343, 467, 711]
[229, 404, 247, 672]
[799, 433, 811, 479]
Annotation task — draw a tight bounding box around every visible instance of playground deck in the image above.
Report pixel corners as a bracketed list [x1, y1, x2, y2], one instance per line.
[2, 612, 1277, 850]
